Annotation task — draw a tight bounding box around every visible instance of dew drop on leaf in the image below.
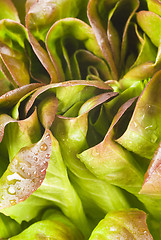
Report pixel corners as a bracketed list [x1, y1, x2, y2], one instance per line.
[10, 199, 16, 205]
[33, 156, 38, 161]
[7, 172, 25, 183]
[45, 153, 50, 159]
[7, 186, 16, 195]
[40, 143, 48, 151]
[46, 133, 50, 138]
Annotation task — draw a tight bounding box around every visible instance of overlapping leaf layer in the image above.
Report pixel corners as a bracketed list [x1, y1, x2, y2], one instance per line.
[0, 0, 161, 239]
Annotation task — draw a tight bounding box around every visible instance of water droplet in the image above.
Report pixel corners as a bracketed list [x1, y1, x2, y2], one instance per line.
[27, 172, 31, 178]
[20, 166, 25, 172]
[40, 143, 48, 151]
[10, 199, 16, 205]
[7, 172, 25, 183]
[134, 121, 138, 128]
[46, 133, 50, 138]
[41, 168, 46, 173]
[17, 186, 21, 190]
[45, 154, 50, 159]
[35, 152, 38, 155]
[7, 186, 16, 195]
[1, 195, 4, 200]
[110, 226, 116, 231]
[33, 156, 38, 161]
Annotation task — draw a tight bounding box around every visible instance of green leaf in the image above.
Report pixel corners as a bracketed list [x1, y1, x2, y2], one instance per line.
[41, 209, 84, 240]
[78, 98, 144, 194]
[104, 81, 145, 122]
[38, 93, 58, 128]
[117, 70, 161, 159]
[25, 0, 90, 82]
[1, 195, 51, 223]
[2, 129, 91, 237]
[0, 129, 52, 209]
[71, 49, 111, 81]
[10, 219, 83, 240]
[87, 0, 119, 79]
[140, 141, 161, 195]
[0, 83, 41, 111]
[0, 0, 20, 22]
[0, 20, 30, 86]
[2, 110, 41, 161]
[0, 69, 13, 96]
[146, 0, 161, 17]
[136, 10, 161, 48]
[51, 97, 131, 226]
[26, 0, 88, 42]
[0, 212, 21, 238]
[46, 18, 105, 81]
[107, 0, 139, 74]
[24, 80, 112, 116]
[89, 209, 153, 240]
[33, 130, 91, 238]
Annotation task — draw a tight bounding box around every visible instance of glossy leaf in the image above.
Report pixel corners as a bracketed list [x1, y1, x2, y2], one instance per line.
[25, 0, 90, 82]
[78, 97, 144, 194]
[3, 110, 41, 162]
[71, 49, 111, 81]
[10, 219, 83, 240]
[146, 0, 161, 17]
[121, 30, 158, 85]
[32, 130, 91, 238]
[25, 31, 58, 83]
[0, 0, 20, 22]
[26, 0, 87, 41]
[104, 81, 145, 122]
[0, 129, 51, 209]
[24, 80, 112, 115]
[0, 20, 30, 86]
[107, 0, 139, 74]
[87, 0, 119, 79]
[38, 93, 58, 128]
[2, 130, 91, 237]
[1, 195, 52, 223]
[89, 209, 153, 240]
[117, 70, 161, 159]
[0, 83, 41, 111]
[51, 94, 131, 227]
[46, 18, 105, 81]
[140, 142, 161, 195]
[136, 11, 161, 47]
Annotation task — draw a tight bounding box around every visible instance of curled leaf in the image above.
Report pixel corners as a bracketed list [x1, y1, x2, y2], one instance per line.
[0, 83, 42, 110]
[117, 70, 161, 159]
[140, 142, 161, 195]
[89, 209, 153, 240]
[0, 20, 30, 86]
[0, 129, 51, 209]
[46, 18, 105, 81]
[0, 0, 20, 22]
[78, 97, 144, 194]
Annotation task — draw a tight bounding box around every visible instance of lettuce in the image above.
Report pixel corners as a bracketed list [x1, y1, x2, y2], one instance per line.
[1, 0, 161, 239]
